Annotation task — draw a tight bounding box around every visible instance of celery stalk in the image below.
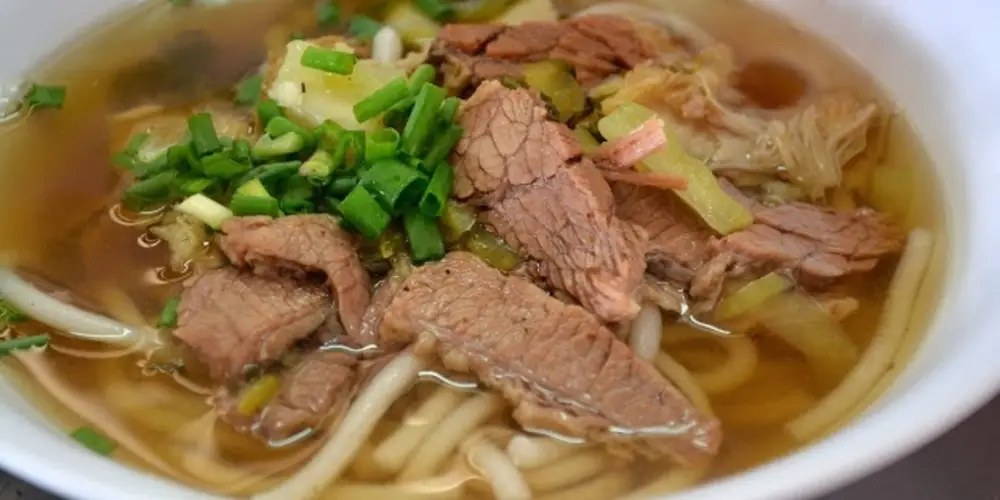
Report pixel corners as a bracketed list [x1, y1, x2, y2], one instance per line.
[598, 103, 753, 235]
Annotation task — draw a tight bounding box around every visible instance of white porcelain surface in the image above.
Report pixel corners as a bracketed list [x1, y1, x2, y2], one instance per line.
[0, 1, 998, 499]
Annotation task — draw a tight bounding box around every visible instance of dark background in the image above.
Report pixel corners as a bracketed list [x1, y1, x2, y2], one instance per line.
[3, 397, 1000, 499]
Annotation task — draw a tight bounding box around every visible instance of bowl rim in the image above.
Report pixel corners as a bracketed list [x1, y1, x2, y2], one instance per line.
[1, 1, 999, 500]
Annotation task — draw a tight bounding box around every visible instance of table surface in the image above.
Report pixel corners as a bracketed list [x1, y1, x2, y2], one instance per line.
[3, 396, 1000, 500]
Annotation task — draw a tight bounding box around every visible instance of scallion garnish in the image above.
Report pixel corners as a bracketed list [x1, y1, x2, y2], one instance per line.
[201, 153, 250, 180]
[230, 194, 282, 217]
[402, 83, 446, 156]
[0, 334, 49, 356]
[179, 177, 215, 195]
[422, 123, 464, 169]
[353, 77, 411, 123]
[157, 296, 181, 329]
[265, 117, 314, 148]
[419, 162, 454, 217]
[252, 133, 305, 160]
[407, 64, 437, 95]
[26, 84, 66, 109]
[414, 0, 455, 21]
[300, 150, 335, 185]
[339, 185, 391, 239]
[347, 15, 382, 41]
[300, 46, 357, 75]
[70, 426, 116, 456]
[0, 300, 28, 325]
[365, 128, 400, 163]
[403, 212, 445, 262]
[256, 98, 284, 128]
[316, 0, 340, 27]
[187, 113, 222, 156]
[235, 75, 263, 106]
[327, 175, 358, 198]
[439, 96, 460, 123]
[362, 159, 428, 213]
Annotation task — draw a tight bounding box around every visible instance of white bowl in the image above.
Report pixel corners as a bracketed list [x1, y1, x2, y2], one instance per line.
[1, 1, 998, 499]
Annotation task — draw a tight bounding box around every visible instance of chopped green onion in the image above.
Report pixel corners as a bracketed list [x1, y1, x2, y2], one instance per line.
[300, 150, 335, 184]
[353, 77, 411, 123]
[0, 334, 49, 355]
[187, 113, 222, 156]
[252, 132, 305, 160]
[231, 139, 252, 164]
[403, 212, 445, 262]
[201, 153, 250, 180]
[413, 0, 455, 21]
[235, 75, 263, 106]
[316, 0, 340, 27]
[315, 120, 346, 152]
[256, 98, 284, 127]
[365, 128, 400, 163]
[177, 194, 234, 229]
[124, 133, 150, 156]
[419, 162, 453, 217]
[165, 143, 190, 169]
[231, 194, 282, 217]
[236, 178, 271, 198]
[422, 123, 464, 168]
[301, 46, 357, 75]
[348, 15, 382, 41]
[238, 160, 304, 188]
[70, 427, 116, 456]
[157, 296, 181, 328]
[26, 84, 66, 109]
[281, 175, 317, 214]
[123, 171, 177, 206]
[0, 300, 28, 324]
[408, 64, 437, 95]
[179, 177, 215, 195]
[112, 152, 137, 170]
[438, 96, 460, 123]
[362, 159, 428, 213]
[340, 185, 392, 239]
[440, 200, 478, 242]
[402, 83, 446, 156]
[266, 117, 314, 148]
[341, 130, 366, 167]
[327, 175, 358, 198]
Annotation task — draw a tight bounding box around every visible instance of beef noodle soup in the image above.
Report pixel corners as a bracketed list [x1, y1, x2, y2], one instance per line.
[0, 0, 946, 498]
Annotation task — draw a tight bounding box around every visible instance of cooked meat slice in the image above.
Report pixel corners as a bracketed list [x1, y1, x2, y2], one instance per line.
[256, 351, 357, 441]
[216, 351, 358, 442]
[485, 162, 647, 322]
[718, 203, 903, 285]
[452, 82, 647, 322]
[451, 81, 581, 202]
[174, 267, 330, 382]
[380, 253, 721, 463]
[220, 214, 372, 344]
[437, 24, 505, 54]
[433, 15, 656, 90]
[613, 183, 714, 285]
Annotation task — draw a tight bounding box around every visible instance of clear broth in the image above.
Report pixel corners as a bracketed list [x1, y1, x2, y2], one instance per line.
[0, 0, 948, 497]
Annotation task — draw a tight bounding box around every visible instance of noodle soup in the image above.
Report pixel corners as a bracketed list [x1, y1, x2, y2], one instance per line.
[0, 0, 946, 498]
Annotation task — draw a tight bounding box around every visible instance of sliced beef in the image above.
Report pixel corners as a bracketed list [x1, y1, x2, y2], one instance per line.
[718, 202, 903, 285]
[380, 252, 721, 464]
[216, 350, 358, 442]
[613, 183, 714, 285]
[453, 81, 647, 322]
[220, 214, 372, 344]
[433, 15, 657, 91]
[174, 267, 330, 382]
[451, 81, 581, 202]
[613, 183, 904, 290]
[485, 163, 647, 322]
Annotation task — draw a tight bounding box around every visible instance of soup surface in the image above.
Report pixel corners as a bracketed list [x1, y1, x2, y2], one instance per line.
[0, 0, 946, 498]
